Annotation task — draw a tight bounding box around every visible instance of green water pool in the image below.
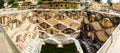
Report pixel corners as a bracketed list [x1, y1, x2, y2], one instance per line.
[40, 44, 77, 53]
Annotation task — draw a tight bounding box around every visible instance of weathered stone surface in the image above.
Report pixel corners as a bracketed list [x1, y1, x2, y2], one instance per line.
[0, 9, 120, 53]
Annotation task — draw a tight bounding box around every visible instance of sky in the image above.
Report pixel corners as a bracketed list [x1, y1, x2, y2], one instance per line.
[102, 0, 120, 3]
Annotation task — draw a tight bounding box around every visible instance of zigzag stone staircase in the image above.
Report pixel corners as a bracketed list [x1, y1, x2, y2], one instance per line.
[0, 9, 120, 53]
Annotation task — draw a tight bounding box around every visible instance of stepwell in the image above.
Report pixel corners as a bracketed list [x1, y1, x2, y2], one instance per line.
[0, 9, 120, 53]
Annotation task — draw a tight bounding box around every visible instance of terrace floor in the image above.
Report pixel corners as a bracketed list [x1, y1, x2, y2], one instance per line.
[0, 33, 9, 53]
[107, 30, 120, 53]
[0, 32, 13, 53]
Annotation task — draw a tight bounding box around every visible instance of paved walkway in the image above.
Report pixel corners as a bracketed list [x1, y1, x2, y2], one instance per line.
[0, 24, 20, 53]
[0, 33, 9, 53]
[107, 30, 120, 53]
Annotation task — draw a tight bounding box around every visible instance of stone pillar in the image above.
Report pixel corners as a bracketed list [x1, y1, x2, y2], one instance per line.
[16, 21, 18, 27]
[0, 17, 2, 23]
[1, 17, 3, 24]
[16, 21, 17, 27]
[13, 22, 16, 28]
[5, 17, 8, 25]
[2, 17, 5, 24]
[16, 21, 19, 27]
[9, 23, 13, 28]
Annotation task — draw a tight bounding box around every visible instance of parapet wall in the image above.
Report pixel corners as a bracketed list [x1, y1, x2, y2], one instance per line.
[0, 8, 19, 12]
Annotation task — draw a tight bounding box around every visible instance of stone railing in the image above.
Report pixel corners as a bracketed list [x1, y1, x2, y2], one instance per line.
[97, 24, 120, 53]
[0, 24, 20, 53]
[0, 8, 19, 12]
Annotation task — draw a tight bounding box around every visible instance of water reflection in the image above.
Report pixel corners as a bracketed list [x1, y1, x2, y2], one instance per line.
[41, 44, 77, 53]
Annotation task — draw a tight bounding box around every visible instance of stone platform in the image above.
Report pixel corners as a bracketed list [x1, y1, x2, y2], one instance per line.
[0, 32, 13, 53]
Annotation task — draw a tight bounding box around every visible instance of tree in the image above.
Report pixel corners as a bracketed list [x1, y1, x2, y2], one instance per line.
[0, 0, 4, 8]
[10, 2, 20, 8]
[7, 0, 15, 5]
[17, 0, 24, 1]
[37, 0, 43, 4]
[95, 0, 101, 3]
[107, 0, 112, 6]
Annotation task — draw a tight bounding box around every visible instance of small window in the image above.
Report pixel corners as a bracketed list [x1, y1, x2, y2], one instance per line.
[50, 5, 53, 7]
[71, 5, 73, 7]
[56, 4, 58, 7]
[65, 4, 67, 7]
[61, 5, 63, 7]
[81, 4, 83, 6]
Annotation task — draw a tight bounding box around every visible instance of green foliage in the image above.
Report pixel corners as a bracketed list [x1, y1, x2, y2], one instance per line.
[10, 3, 20, 8]
[7, 0, 15, 5]
[107, 0, 112, 6]
[17, 0, 24, 1]
[0, 0, 4, 8]
[38, 0, 43, 4]
[95, 0, 101, 3]
[67, 6, 74, 9]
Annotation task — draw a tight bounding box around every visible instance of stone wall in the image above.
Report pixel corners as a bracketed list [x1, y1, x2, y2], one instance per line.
[113, 3, 120, 11]
[20, 1, 80, 9]
[91, 2, 109, 11]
